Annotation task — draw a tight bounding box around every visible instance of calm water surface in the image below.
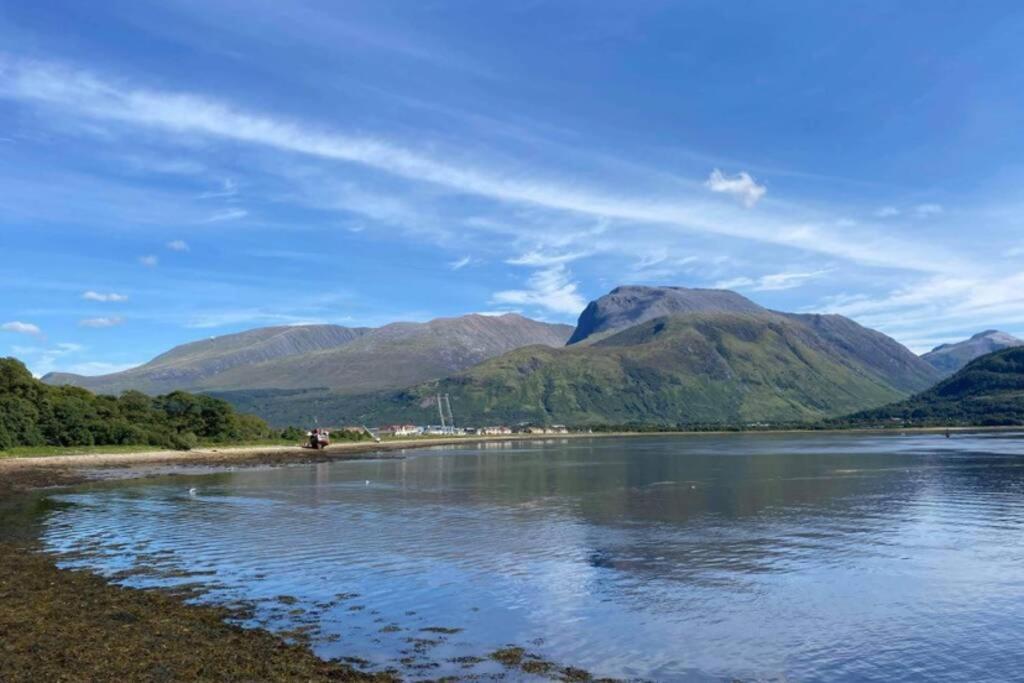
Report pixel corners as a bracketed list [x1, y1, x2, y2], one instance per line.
[39, 433, 1024, 681]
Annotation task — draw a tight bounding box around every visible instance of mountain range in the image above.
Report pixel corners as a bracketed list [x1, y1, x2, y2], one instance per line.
[49, 285, 1024, 428]
[42, 314, 572, 396]
[191, 287, 939, 426]
[265, 288, 938, 428]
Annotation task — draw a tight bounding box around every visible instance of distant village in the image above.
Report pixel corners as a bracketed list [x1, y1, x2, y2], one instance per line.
[376, 423, 572, 437]
[353, 393, 576, 439]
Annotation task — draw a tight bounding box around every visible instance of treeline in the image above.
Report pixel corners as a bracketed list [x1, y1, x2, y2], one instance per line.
[0, 357, 275, 451]
[826, 401, 1024, 429]
[826, 347, 1024, 429]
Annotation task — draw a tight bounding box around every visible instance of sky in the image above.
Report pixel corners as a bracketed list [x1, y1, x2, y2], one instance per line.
[2, 1, 1024, 376]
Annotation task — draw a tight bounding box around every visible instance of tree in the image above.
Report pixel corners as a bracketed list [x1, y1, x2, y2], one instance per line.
[0, 356, 275, 450]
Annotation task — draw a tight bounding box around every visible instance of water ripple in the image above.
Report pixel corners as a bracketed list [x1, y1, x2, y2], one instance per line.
[38, 432, 1024, 681]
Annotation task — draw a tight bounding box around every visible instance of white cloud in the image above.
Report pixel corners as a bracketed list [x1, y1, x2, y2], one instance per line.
[715, 269, 829, 292]
[874, 206, 900, 218]
[79, 316, 124, 328]
[82, 290, 128, 302]
[203, 208, 248, 223]
[166, 239, 189, 251]
[139, 254, 158, 267]
[63, 361, 138, 375]
[9, 341, 85, 376]
[198, 178, 237, 199]
[714, 276, 756, 290]
[506, 251, 589, 267]
[184, 309, 323, 329]
[0, 57, 960, 273]
[448, 255, 472, 270]
[816, 272, 1024, 352]
[493, 264, 587, 316]
[704, 169, 766, 208]
[914, 203, 943, 217]
[1, 321, 41, 335]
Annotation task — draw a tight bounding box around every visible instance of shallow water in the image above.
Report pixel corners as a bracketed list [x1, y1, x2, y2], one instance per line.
[38, 433, 1024, 681]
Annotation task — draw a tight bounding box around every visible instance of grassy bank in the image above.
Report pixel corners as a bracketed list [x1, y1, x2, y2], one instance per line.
[0, 439, 304, 459]
[1, 443, 171, 459]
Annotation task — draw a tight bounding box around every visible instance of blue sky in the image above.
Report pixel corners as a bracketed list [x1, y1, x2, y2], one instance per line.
[2, 1, 1024, 376]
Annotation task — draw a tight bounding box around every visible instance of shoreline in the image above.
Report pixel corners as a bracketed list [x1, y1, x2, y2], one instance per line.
[1, 425, 1018, 486]
[0, 434, 619, 682]
[3, 426, 1018, 518]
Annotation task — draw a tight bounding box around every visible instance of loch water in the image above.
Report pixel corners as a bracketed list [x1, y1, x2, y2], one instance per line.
[37, 433, 1024, 681]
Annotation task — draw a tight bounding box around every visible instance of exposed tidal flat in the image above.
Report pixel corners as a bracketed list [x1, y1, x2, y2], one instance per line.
[5, 432, 1024, 681]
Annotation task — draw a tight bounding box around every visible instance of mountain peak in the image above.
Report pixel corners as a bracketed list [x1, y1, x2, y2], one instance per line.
[567, 285, 765, 345]
[922, 329, 1024, 376]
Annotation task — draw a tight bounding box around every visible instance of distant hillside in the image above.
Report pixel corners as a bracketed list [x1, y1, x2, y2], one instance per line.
[223, 310, 936, 427]
[921, 330, 1024, 376]
[42, 314, 573, 396]
[42, 325, 368, 395]
[836, 347, 1024, 427]
[204, 314, 573, 393]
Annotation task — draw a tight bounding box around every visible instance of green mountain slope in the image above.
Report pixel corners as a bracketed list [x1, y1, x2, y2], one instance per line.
[836, 347, 1024, 426]
[222, 311, 919, 427]
[779, 313, 940, 393]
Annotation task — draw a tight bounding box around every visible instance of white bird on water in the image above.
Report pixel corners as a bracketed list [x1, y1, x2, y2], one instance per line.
[365, 480, 370, 486]
[188, 487, 198, 496]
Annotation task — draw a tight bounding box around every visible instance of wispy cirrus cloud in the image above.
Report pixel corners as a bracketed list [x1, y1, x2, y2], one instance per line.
[816, 272, 1024, 352]
[184, 309, 328, 329]
[79, 316, 124, 328]
[166, 239, 189, 251]
[11, 340, 138, 377]
[11, 342, 83, 376]
[82, 290, 128, 302]
[715, 269, 830, 292]
[448, 255, 472, 270]
[62, 360, 139, 375]
[506, 250, 590, 267]
[202, 208, 248, 223]
[139, 255, 159, 267]
[0, 56, 961, 274]
[493, 264, 587, 316]
[914, 203, 943, 217]
[198, 178, 237, 199]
